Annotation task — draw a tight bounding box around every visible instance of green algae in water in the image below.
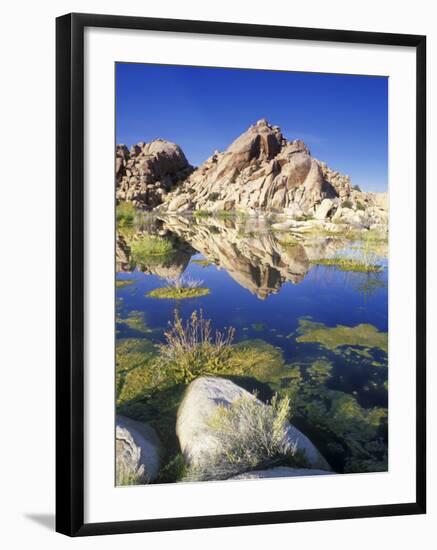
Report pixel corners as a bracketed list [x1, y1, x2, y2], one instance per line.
[147, 287, 211, 300]
[115, 337, 159, 404]
[116, 279, 135, 289]
[251, 322, 266, 332]
[307, 360, 333, 384]
[115, 338, 157, 375]
[296, 319, 388, 354]
[310, 257, 382, 273]
[191, 259, 211, 267]
[116, 310, 153, 335]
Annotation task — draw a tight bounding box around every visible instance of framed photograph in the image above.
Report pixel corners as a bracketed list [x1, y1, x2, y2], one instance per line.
[56, 13, 426, 536]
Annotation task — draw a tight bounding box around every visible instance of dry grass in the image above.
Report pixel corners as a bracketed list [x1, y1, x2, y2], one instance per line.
[185, 393, 296, 481]
[157, 309, 235, 384]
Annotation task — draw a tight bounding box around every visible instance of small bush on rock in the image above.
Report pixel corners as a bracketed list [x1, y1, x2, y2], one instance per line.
[185, 393, 296, 481]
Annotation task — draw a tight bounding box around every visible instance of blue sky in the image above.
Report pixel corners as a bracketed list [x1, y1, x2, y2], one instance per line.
[116, 63, 388, 192]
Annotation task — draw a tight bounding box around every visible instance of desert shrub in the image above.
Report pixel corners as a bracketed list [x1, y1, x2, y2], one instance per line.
[130, 234, 174, 261]
[185, 393, 296, 481]
[156, 309, 235, 384]
[208, 192, 220, 201]
[156, 453, 187, 483]
[341, 199, 353, 209]
[355, 201, 365, 211]
[116, 201, 137, 227]
[352, 184, 362, 192]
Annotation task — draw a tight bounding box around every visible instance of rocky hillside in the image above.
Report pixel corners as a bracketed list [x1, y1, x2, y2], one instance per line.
[159, 119, 351, 215]
[116, 120, 388, 227]
[116, 139, 193, 207]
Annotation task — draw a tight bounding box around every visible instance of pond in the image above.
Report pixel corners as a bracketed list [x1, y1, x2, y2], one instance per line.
[115, 212, 388, 481]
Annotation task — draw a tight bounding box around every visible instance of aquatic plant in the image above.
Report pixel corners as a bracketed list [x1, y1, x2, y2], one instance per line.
[251, 322, 266, 332]
[185, 393, 296, 481]
[115, 338, 159, 404]
[157, 309, 235, 384]
[194, 209, 212, 218]
[130, 234, 174, 261]
[214, 210, 235, 219]
[148, 287, 211, 300]
[148, 276, 211, 300]
[307, 360, 333, 384]
[165, 276, 203, 289]
[116, 310, 152, 335]
[296, 319, 388, 353]
[116, 279, 135, 289]
[311, 257, 382, 273]
[191, 258, 211, 267]
[116, 201, 137, 227]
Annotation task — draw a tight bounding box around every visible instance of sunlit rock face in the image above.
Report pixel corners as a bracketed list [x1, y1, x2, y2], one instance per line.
[116, 139, 193, 208]
[115, 120, 388, 228]
[158, 119, 353, 216]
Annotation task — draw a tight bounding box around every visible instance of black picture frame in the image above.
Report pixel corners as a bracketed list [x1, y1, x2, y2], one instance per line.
[56, 12, 426, 537]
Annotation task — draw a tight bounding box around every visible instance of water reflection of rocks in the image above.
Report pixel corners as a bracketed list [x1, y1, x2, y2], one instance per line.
[116, 215, 386, 299]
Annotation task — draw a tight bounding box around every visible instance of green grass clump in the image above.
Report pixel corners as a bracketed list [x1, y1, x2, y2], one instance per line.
[191, 258, 211, 267]
[116, 279, 135, 288]
[311, 257, 382, 273]
[130, 234, 174, 262]
[156, 309, 235, 384]
[214, 210, 235, 219]
[147, 287, 210, 300]
[116, 201, 137, 227]
[296, 319, 388, 353]
[194, 210, 212, 218]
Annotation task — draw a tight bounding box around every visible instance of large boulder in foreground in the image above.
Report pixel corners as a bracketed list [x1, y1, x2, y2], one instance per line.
[116, 415, 161, 485]
[176, 376, 331, 477]
[231, 466, 334, 480]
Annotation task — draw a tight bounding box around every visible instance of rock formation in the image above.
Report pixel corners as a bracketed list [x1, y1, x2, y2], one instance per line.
[115, 415, 161, 484]
[116, 215, 357, 298]
[158, 119, 355, 216]
[176, 376, 331, 475]
[116, 139, 193, 208]
[116, 120, 388, 227]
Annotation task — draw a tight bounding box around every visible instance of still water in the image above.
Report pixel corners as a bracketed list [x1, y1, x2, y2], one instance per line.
[116, 213, 388, 477]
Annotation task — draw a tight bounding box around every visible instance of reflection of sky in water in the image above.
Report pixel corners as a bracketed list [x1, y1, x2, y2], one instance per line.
[116, 220, 388, 474]
[117, 249, 387, 403]
[117, 256, 388, 347]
